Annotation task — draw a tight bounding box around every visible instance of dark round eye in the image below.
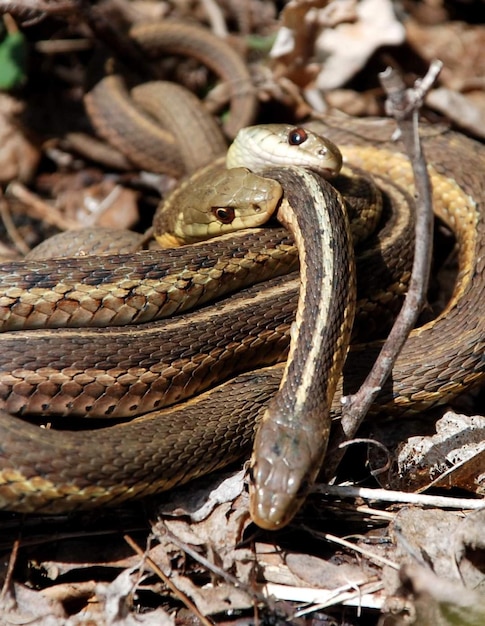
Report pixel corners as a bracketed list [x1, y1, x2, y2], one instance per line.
[288, 127, 308, 146]
[212, 206, 235, 224]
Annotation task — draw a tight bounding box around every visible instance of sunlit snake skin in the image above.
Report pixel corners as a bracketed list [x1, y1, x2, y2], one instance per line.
[0, 119, 483, 525]
[84, 21, 257, 176]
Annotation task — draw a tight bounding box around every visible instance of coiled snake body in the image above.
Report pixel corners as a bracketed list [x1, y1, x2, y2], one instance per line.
[0, 119, 483, 529]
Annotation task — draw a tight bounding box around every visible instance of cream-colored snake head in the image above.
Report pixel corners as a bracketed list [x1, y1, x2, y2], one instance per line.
[226, 124, 343, 177]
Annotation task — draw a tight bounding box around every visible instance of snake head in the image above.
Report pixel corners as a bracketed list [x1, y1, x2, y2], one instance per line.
[226, 124, 343, 178]
[154, 164, 283, 245]
[248, 405, 328, 530]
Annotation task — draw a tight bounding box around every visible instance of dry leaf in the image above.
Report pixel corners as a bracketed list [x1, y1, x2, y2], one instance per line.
[389, 563, 485, 626]
[406, 21, 485, 91]
[0, 93, 39, 183]
[0, 582, 66, 624]
[270, 0, 405, 91]
[158, 470, 246, 523]
[314, 0, 405, 90]
[425, 88, 485, 139]
[390, 507, 485, 587]
[94, 567, 174, 626]
[371, 412, 485, 494]
[63, 182, 139, 230]
[168, 575, 253, 615]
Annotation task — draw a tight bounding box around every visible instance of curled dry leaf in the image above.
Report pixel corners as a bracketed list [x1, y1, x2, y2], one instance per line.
[151, 472, 254, 606]
[370, 411, 485, 494]
[390, 507, 485, 591]
[158, 470, 247, 524]
[453, 509, 485, 590]
[405, 19, 485, 138]
[0, 582, 66, 623]
[166, 575, 254, 616]
[63, 181, 140, 230]
[150, 499, 256, 616]
[324, 87, 381, 116]
[261, 547, 371, 589]
[406, 21, 485, 92]
[160, 496, 253, 575]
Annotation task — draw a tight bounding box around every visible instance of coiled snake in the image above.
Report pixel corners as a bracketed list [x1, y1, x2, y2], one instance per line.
[0, 119, 483, 529]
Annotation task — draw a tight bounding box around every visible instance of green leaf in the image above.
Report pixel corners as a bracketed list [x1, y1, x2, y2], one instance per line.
[0, 30, 28, 90]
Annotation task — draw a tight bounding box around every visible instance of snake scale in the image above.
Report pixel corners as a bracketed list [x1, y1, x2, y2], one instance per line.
[0, 117, 484, 529]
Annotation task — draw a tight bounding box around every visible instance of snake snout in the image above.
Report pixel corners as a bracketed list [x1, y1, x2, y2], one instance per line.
[249, 459, 307, 530]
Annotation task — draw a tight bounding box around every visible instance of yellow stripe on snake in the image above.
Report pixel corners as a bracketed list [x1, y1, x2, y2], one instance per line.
[0, 119, 483, 529]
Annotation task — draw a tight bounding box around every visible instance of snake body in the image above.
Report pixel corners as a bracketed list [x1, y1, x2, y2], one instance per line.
[84, 21, 257, 176]
[0, 120, 483, 527]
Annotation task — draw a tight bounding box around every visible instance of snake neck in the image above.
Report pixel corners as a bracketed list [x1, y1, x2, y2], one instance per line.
[248, 167, 356, 529]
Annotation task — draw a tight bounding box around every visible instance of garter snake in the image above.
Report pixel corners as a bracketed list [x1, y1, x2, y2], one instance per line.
[0, 120, 483, 530]
[84, 21, 257, 176]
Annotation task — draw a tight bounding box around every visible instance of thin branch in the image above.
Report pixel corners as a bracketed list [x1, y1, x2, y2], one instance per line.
[7, 182, 80, 231]
[0, 191, 30, 255]
[124, 534, 215, 626]
[325, 62, 442, 477]
[314, 484, 485, 510]
[0, 538, 19, 603]
[303, 527, 400, 570]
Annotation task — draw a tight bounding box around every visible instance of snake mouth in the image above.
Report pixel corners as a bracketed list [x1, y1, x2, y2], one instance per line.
[308, 166, 339, 178]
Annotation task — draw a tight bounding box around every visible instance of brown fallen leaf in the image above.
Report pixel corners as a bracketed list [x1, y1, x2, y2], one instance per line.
[0, 93, 40, 183]
[425, 88, 485, 139]
[390, 507, 485, 588]
[388, 562, 485, 626]
[270, 0, 405, 92]
[369, 411, 485, 494]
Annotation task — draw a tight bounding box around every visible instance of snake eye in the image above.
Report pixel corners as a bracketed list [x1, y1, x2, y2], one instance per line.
[288, 127, 308, 146]
[212, 206, 235, 224]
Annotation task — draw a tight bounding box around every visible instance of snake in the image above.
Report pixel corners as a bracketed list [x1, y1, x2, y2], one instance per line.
[83, 21, 257, 176]
[0, 119, 483, 530]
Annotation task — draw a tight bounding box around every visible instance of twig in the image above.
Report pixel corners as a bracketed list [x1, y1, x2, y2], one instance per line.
[302, 526, 400, 570]
[0, 191, 30, 255]
[325, 62, 442, 477]
[0, 538, 19, 603]
[263, 580, 384, 612]
[7, 181, 80, 231]
[314, 484, 485, 510]
[152, 522, 267, 604]
[124, 534, 215, 626]
[200, 0, 228, 38]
